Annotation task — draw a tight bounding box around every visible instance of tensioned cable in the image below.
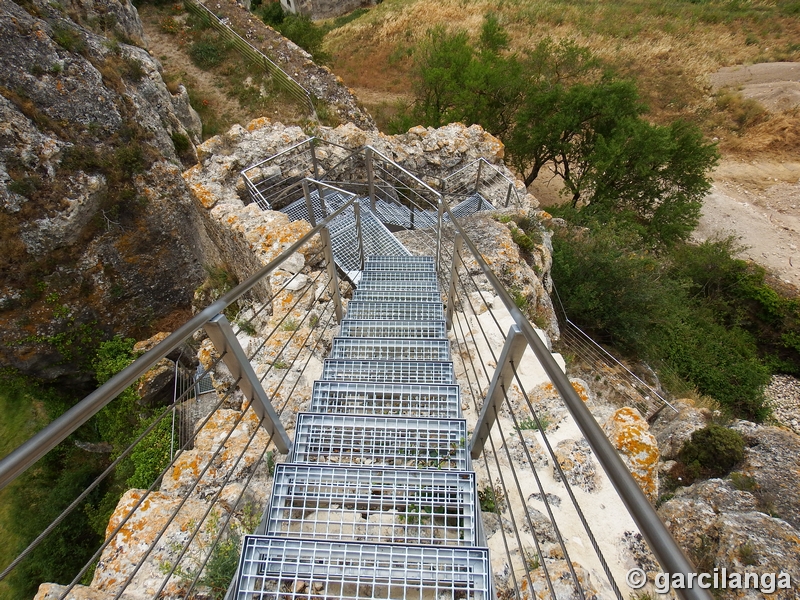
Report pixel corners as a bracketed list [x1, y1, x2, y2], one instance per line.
[512, 363, 624, 600]
[448, 306, 549, 599]
[59, 374, 243, 598]
[107, 392, 261, 600]
[0, 350, 226, 582]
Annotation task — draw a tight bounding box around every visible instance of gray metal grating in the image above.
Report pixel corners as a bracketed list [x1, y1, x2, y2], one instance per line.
[356, 280, 441, 292]
[344, 301, 445, 322]
[449, 194, 495, 219]
[359, 270, 439, 283]
[267, 465, 478, 546]
[339, 320, 447, 339]
[280, 190, 349, 223]
[352, 289, 442, 303]
[235, 538, 491, 600]
[309, 381, 461, 418]
[330, 338, 450, 361]
[322, 359, 455, 384]
[364, 256, 436, 271]
[293, 413, 468, 470]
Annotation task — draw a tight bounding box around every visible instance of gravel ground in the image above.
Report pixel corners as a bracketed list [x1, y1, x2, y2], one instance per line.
[765, 374, 800, 434]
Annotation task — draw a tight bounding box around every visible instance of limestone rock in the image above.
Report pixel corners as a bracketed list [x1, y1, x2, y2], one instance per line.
[553, 439, 599, 493]
[732, 420, 800, 530]
[650, 398, 709, 459]
[35, 583, 117, 600]
[658, 476, 800, 596]
[135, 357, 174, 406]
[602, 407, 660, 502]
[92, 489, 231, 598]
[515, 560, 603, 600]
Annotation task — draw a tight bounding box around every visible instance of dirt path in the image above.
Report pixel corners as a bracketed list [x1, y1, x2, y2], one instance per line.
[695, 164, 800, 288]
[138, 5, 252, 128]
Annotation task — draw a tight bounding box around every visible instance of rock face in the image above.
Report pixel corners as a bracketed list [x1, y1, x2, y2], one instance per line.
[602, 407, 659, 502]
[0, 0, 211, 383]
[658, 478, 800, 599]
[650, 398, 710, 460]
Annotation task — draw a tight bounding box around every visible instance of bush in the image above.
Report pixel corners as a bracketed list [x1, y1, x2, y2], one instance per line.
[678, 424, 745, 478]
[189, 39, 228, 69]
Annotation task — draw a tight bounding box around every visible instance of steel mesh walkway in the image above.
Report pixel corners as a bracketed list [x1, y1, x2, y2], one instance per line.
[234, 255, 491, 600]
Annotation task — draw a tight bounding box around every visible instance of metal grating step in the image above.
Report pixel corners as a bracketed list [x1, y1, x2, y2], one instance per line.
[330, 338, 450, 361]
[310, 381, 461, 418]
[353, 289, 442, 303]
[280, 190, 349, 223]
[356, 280, 441, 293]
[339, 320, 447, 339]
[364, 256, 436, 271]
[322, 359, 455, 384]
[344, 301, 445, 322]
[329, 204, 410, 275]
[449, 193, 495, 219]
[293, 413, 468, 470]
[359, 270, 439, 283]
[266, 464, 478, 546]
[235, 537, 491, 600]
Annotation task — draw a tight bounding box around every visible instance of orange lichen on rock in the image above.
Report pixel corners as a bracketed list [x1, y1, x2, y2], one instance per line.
[189, 181, 217, 209]
[602, 407, 660, 502]
[247, 117, 272, 131]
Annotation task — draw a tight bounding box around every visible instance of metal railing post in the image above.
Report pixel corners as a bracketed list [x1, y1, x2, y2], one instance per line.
[310, 138, 320, 179]
[318, 182, 328, 218]
[320, 226, 343, 323]
[474, 159, 483, 194]
[353, 199, 365, 271]
[301, 180, 317, 227]
[470, 325, 528, 458]
[203, 314, 291, 454]
[365, 147, 377, 212]
[436, 198, 444, 275]
[446, 233, 463, 330]
[505, 182, 513, 208]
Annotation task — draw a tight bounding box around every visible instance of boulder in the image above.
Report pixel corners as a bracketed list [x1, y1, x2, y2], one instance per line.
[602, 407, 660, 502]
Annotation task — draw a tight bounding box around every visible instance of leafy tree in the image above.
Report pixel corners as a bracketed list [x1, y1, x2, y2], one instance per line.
[403, 16, 718, 245]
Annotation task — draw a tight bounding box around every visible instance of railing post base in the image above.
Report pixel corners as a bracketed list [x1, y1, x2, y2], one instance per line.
[469, 324, 527, 459]
[204, 314, 291, 454]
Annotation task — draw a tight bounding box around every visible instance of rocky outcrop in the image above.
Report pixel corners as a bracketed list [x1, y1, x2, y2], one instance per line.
[650, 397, 710, 460]
[658, 478, 800, 599]
[602, 407, 659, 502]
[0, 0, 211, 382]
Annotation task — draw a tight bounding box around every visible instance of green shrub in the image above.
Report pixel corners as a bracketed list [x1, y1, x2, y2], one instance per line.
[257, 1, 285, 26]
[189, 39, 228, 69]
[678, 424, 745, 477]
[171, 131, 191, 155]
[52, 24, 86, 54]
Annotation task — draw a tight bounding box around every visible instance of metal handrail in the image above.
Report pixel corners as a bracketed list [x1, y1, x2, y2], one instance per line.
[441, 203, 710, 600]
[0, 188, 358, 491]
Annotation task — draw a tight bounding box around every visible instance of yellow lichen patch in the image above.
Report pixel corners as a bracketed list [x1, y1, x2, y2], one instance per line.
[247, 117, 272, 131]
[603, 407, 659, 501]
[571, 381, 590, 402]
[182, 163, 202, 181]
[189, 181, 217, 209]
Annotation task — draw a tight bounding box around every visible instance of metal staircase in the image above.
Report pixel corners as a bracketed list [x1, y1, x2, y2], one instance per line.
[234, 255, 492, 600]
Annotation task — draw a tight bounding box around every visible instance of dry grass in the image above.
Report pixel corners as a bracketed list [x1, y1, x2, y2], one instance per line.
[324, 0, 800, 145]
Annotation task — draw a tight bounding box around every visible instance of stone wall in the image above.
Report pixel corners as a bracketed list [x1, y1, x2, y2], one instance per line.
[281, 0, 376, 20]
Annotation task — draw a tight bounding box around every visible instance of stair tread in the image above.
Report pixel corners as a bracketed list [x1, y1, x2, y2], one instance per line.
[330, 338, 450, 361]
[322, 359, 456, 384]
[235, 537, 491, 600]
[266, 464, 478, 546]
[293, 413, 468, 470]
[309, 381, 461, 418]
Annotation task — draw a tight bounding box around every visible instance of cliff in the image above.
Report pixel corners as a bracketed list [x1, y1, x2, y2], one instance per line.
[0, 0, 214, 384]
